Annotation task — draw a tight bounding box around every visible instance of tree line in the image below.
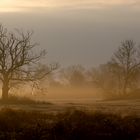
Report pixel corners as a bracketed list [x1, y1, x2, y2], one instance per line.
[47, 40, 140, 98]
[0, 24, 140, 100]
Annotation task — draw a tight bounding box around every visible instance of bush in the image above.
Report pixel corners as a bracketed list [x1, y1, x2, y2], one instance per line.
[0, 95, 52, 105]
[0, 108, 139, 140]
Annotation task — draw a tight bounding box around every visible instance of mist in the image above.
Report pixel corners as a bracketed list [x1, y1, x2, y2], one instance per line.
[0, 0, 140, 102]
[0, 1, 140, 139]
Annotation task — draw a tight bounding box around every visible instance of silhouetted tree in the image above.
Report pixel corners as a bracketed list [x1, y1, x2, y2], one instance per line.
[0, 25, 57, 99]
[110, 40, 140, 94]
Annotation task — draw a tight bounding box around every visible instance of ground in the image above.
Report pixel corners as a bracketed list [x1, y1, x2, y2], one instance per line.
[0, 97, 140, 140]
[1, 98, 140, 116]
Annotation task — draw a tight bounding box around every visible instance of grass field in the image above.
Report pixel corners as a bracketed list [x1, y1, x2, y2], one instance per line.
[0, 107, 139, 140]
[0, 96, 140, 116]
[0, 96, 139, 139]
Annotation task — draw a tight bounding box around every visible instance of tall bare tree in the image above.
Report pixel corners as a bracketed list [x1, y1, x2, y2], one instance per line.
[111, 40, 140, 94]
[0, 25, 57, 99]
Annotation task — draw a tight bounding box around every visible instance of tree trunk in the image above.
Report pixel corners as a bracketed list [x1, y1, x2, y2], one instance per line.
[123, 83, 127, 95]
[123, 77, 128, 95]
[2, 77, 9, 100]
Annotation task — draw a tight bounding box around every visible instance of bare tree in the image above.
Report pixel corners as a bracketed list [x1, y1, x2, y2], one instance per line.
[88, 64, 121, 95]
[0, 25, 57, 99]
[111, 40, 140, 94]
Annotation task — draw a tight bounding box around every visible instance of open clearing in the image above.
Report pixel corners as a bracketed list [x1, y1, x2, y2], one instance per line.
[1, 98, 140, 116]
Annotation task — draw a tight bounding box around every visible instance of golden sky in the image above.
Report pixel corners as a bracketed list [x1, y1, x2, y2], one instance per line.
[0, 0, 139, 12]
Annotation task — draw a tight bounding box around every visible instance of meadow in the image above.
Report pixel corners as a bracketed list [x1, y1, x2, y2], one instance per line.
[0, 96, 139, 140]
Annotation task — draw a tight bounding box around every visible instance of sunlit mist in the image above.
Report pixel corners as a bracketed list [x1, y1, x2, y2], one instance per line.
[0, 1, 140, 139]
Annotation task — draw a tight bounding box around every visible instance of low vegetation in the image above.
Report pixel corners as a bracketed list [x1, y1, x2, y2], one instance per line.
[0, 108, 139, 140]
[0, 96, 51, 105]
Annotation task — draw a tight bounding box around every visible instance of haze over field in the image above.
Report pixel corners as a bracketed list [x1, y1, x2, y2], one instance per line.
[0, 2, 140, 139]
[0, 0, 140, 67]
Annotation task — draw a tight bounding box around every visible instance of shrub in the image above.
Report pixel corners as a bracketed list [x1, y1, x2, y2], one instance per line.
[0, 95, 52, 105]
[0, 108, 139, 140]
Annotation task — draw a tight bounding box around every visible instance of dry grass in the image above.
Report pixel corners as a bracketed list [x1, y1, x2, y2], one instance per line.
[0, 108, 139, 140]
[0, 95, 52, 105]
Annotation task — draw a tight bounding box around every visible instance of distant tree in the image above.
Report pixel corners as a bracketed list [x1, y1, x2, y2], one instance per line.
[110, 40, 140, 94]
[0, 25, 57, 100]
[88, 64, 120, 94]
[59, 65, 86, 87]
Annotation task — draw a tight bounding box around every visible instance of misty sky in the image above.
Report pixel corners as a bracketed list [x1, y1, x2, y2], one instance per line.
[0, 0, 140, 67]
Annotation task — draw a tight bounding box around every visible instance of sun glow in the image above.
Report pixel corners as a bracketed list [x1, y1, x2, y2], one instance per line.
[0, 0, 139, 12]
[0, 0, 49, 12]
